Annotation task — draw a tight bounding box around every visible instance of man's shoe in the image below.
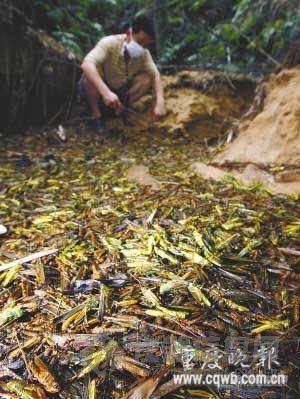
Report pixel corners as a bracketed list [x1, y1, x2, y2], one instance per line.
[93, 117, 106, 134]
[15, 154, 32, 167]
[120, 134, 128, 145]
[120, 109, 135, 127]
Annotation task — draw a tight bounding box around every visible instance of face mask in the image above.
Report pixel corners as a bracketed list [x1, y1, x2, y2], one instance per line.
[125, 40, 145, 58]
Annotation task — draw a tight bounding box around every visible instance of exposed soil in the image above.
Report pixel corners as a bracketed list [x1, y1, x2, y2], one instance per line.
[216, 67, 300, 166]
[105, 70, 256, 142]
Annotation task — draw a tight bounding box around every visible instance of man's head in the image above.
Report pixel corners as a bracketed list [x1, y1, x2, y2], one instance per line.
[131, 15, 155, 48]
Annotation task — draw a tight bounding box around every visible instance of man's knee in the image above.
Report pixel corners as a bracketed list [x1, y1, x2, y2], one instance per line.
[134, 73, 152, 93]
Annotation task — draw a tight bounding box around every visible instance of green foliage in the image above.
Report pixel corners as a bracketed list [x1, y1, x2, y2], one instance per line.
[221, 24, 239, 42]
[191, 0, 209, 11]
[157, 0, 300, 73]
[33, 0, 118, 56]
[53, 32, 82, 55]
[32, 0, 300, 73]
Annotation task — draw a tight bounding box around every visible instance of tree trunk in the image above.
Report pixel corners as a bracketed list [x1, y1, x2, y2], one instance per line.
[0, 0, 80, 132]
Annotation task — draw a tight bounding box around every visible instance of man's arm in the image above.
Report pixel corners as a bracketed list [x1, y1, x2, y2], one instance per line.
[144, 50, 165, 120]
[153, 73, 165, 120]
[81, 60, 122, 111]
[81, 36, 123, 112]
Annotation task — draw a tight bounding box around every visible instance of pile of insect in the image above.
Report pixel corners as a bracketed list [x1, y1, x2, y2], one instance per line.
[0, 121, 299, 399]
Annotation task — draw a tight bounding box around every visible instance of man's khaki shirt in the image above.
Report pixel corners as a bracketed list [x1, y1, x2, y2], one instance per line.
[84, 34, 159, 89]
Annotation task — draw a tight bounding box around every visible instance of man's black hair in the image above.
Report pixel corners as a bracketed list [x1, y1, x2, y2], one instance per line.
[132, 15, 155, 40]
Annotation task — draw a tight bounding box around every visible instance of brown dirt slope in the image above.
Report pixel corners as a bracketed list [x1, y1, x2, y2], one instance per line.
[111, 70, 256, 139]
[216, 67, 300, 165]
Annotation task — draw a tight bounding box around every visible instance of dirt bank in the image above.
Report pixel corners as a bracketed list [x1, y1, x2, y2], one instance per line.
[156, 71, 256, 138]
[106, 70, 256, 140]
[215, 67, 300, 165]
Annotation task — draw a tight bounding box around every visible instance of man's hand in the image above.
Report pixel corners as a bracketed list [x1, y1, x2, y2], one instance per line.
[153, 102, 166, 121]
[103, 90, 124, 113]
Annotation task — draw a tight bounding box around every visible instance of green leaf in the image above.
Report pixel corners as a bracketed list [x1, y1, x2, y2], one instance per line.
[191, 0, 208, 11]
[92, 22, 103, 33]
[274, 19, 285, 30]
[221, 24, 240, 42]
[48, 9, 64, 25]
[262, 27, 275, 46]
[242, 15, 258, 34]
[169, 17, 184, 26]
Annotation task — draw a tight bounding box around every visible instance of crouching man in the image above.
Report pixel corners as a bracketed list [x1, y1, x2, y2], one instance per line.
[79, 15, 165, 134]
